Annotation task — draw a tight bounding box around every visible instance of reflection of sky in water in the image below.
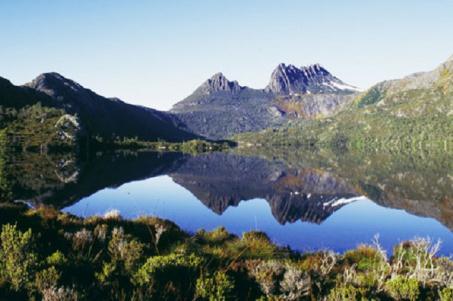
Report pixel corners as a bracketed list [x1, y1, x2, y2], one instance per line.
[64, 175, 453, 255]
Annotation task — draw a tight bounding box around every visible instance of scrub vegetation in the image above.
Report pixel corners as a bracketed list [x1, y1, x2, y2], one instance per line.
[0, 205, 451, 301]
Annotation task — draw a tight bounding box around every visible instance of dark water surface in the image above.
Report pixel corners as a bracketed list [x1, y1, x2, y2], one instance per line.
[4, 149, 453, 255]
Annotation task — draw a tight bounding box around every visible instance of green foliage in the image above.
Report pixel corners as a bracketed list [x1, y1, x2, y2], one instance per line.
[132, 252, 203, 299]
[35, 266, 61, 292]
[0, 131, 12, 200]
[0, 224, 37, 291]
[104, 136, 232, 154]
[327, 284, 368, 301]
[196, 271, 235, 301]
[46, 250, 68, 266]
[343, 245, 386, 272]
[196, 227, 233, 245]
[228, 231, 279, 259]
[247, 260, 311, 300]
[235, 74, 453, 152]
[2, 104, 78, 151]
[356, 86, 384, 108]
[107, 227, 144, 272]
[385, 276, 420, 301]
[134, 252, 203, 286]
[439, 287, 453, 301]
[96, 227, 145, 285]
[0, 206, 451, 300]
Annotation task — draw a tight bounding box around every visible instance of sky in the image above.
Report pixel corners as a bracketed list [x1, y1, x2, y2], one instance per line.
[1, 0, 453, 110]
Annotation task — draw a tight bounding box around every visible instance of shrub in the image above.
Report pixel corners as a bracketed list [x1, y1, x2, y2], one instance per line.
[439, 287, 453, 301]
[435, 257, 453, 287]
[248, 260, 310, 300]
[343, 244, 386, 272]
[279, 265, 311, 300]
[70, 228, 93, 251]
[108, 227, 144, 272]
[228, 231, 278, 259]
[196, 227, 233, 245]
[392, 238, 441, 285]
[133, 252, 203, 299]
[93, 223, 108, 241]
[41, 286, 79, 301]
[0, 224, 37, 291]
[35, 266, 61, 292]
[248, 260, 286, 296]
[326, 284, 368, 301]
[134, 252, 203, 286]
[46, 251, 67, 266]
[196, 271, 235, 301]
[96, 227, 145, 284]
[385, 276, 420, 301]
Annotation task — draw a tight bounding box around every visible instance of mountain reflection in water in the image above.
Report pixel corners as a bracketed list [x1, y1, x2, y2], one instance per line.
[1, 149, 452, 253]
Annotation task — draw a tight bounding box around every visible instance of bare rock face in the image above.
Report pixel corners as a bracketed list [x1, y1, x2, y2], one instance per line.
[201, 73, 242, 95]
[171, 63, 359, 139]
[266, 63, 359, 95]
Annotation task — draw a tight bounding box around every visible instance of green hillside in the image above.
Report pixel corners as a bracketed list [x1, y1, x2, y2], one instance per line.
[235, 57, 453, 150]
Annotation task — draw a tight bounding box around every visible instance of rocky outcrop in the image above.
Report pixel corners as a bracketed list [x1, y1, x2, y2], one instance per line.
[266, 63, 359, 95]
[199, 72, 242, 94]
[171, 63, 359, 139]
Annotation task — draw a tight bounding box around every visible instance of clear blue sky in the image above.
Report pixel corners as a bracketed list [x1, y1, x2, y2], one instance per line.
[1, 0, 453, 110]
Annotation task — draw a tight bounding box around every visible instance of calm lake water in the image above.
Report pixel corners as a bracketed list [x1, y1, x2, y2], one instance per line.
[58, 150, 453, 255]
[4, 149, 453, 255]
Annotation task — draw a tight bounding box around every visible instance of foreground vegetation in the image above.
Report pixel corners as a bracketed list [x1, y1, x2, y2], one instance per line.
[0, 205, 451, 300]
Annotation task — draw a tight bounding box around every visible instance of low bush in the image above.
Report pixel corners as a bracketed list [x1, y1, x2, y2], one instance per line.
[0, 206, 451, 300]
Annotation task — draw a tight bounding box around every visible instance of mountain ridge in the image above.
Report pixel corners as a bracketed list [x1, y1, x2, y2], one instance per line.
[171, 63, 359, 139]
[236, 55, 453, 149]
[266, 63, 359, 95]
[0, 72, 199, 150]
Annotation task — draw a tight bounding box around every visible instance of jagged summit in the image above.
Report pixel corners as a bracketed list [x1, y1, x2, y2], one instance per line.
[172, 62, 360, 139]
[266, 63, 359, 95]
[199, 72, 242, 95]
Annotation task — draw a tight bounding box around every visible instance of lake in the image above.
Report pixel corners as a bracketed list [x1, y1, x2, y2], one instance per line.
[4, 149, 451, 255]
[1, 150, 453, 255]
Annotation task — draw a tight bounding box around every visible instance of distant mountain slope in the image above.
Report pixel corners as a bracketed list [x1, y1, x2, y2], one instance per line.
[0, 76, 54, 109]
[172, 64, 359, 139]
[25, 73, 197, 142]
[0, 77, 79, 150]
[355, 55, 453, 115]
[237, 56, 453, 148]
[1, 73, 198, 151]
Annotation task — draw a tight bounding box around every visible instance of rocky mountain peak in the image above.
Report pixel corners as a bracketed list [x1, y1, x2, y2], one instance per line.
[266, 63, 358, 95]
[25, 72, 85, 98]
[200, 72, 242, 95]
